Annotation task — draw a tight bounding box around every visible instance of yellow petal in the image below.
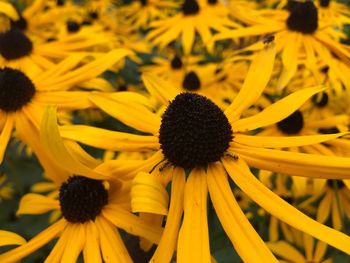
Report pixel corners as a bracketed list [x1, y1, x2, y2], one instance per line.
[60, 125, 159, 151]
[17, 193, 59, 215]
[232, 143, 350, 179]
[102, 204, 163, 245]
[40, 49, 132, 90]
[131, 172, 169, 215]
[95, 216, 132, 263]
[40, 106, 110, 180]
[267, 241, 305, 262]
[83, 222, 102, 263]
[316, 191, 333, 224]
[61, 224, 86, 263]
[151, 168, 186, 263]
[142, 73, 178, 105]
[225, 43, 276, 123]
[0, 114, 14, 164]
[0, 231, 26, 247]
[277, 33, 302, 89]
[223, 157, 350, 255]
[0, 219, 67, 262]
[234, 133, 346, 148]
[233, 86, 325, 132]
[0, 1, 19, 20]
[89, 92, 161, 135]
[207, 163, 278, 262]
[177, 169, 211, 263]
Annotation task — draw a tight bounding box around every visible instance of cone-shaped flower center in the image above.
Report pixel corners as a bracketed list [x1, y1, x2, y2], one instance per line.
[182, 0, 200, 16]
[0, 68, 35, 112]
[59, 176, 108, 223]
[159, 93, 233, 169]
[312, 92, 328, 108]
[286, 1, 318, 34]
[171, 55, 183, 69]
[277, 110, 304, 135]
[320, 0, 331, 7]
[182, 71, 201, 90]
[0, 28, 33, 60]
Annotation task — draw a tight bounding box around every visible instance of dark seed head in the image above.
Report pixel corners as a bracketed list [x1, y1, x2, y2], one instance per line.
[59, 176, 108, 223]
[0, 28, 33, 60]
[277, 110, 304, 135]
[0, 68, 35, 112]
[10, 16, 27, 31]
[182, 0, 200, 16]
[327, 179, 345, 189]
[312, 92, 328, 108]
[318, 127, 340, 134]
[319, 0, 331, 7]
[89, 12, 99, 20]
[66, 21, 80, 33]
[57, 0, 65, 6]
[208, 0, 217, 4]
[140, 0, 147, 6]
[159, 93, 233, 169]
[170, 55, 183, 69]
[182, 71, 201, 91]
[286, 1, 318, 34]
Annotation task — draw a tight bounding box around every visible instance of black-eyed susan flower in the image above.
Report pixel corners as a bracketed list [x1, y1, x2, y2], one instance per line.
[58, 44, 350, 262]
[0, 107, 163, 262]
[147, 0, 240, 54]
[305, 179, 350, 231]
[213, 0, 350, 89]
[117, 0, 179, 30]
[0, 49, 130, 181]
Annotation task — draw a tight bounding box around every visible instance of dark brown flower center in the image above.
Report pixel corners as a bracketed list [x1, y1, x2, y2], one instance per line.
[277, 110, 304, 135]
[159, 93, 233, 169]
[0, 68, 35, 112]
[0, 28, 33, 60]
[182, 0, 200, 16]
[59, 176, 108, 223]
[286, 1, 318, 34]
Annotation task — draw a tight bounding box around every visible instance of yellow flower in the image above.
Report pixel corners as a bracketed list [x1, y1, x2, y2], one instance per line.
[147, 0, 240, 54]
[59, 44, 350, 262]
[0, 107, 163, 262]
[213, 1, 350, 90]
[117, 0, 179, 29]
[0, 49, 130, 182]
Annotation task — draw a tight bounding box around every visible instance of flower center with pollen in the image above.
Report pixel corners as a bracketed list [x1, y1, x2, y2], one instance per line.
[0, 28, 33, 60]
[277, 110, 304, 135]
[182, 71, 201, 91]
[59, 176, 108, 223]
[159, 93, 233, 169]
[286, 1, 318, 34]
[182, 0, 200, 16]
[0, 68, 36, 112]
